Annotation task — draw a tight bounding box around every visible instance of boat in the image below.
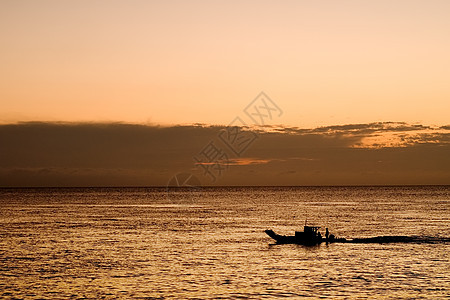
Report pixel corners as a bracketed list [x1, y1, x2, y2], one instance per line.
[265, 226, 450, 245]
[265, 226, 343, 245]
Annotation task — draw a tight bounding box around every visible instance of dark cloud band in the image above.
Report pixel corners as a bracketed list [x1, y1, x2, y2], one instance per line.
[0, 122, 449, 186]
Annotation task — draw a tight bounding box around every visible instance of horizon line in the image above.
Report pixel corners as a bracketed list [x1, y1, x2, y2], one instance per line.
[1, 184, 449, 189]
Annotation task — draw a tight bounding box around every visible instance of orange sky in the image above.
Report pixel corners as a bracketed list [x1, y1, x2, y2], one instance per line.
[1, 0, 450, 127]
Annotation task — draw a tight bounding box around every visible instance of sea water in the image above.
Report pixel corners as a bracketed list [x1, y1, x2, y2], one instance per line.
[0, 186, 449, 299]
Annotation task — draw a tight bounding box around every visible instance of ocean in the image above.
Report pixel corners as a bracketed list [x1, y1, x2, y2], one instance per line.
[0, 186, 449, 299]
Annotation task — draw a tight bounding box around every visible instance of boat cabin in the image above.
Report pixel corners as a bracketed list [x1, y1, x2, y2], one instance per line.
[304, 226, 320, 234]
[295, 225, 321, 240]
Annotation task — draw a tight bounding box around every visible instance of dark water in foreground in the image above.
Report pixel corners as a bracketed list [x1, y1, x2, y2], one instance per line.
[0, 186, 449, 299]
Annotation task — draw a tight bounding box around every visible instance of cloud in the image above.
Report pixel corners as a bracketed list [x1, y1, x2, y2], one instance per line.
[266, 122, 442, 138]
[227, 158, 273, 166]
[0, 121, 449, 186]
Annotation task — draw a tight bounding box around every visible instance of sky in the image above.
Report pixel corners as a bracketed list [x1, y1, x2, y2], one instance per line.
[1, 1, 449, 186]
[1, 0, 450, 127]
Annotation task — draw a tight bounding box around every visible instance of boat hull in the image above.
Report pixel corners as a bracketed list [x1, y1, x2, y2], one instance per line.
[264, 229, 323, 245]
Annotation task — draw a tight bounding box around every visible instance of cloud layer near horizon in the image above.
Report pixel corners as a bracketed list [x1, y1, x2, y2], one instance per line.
[0, 122, 449, 187]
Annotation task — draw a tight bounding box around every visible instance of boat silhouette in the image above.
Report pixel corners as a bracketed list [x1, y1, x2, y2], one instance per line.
[265, 226, 345, 245]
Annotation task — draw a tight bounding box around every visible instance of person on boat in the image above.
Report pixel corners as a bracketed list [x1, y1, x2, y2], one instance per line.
[325, 228, 329, 242]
